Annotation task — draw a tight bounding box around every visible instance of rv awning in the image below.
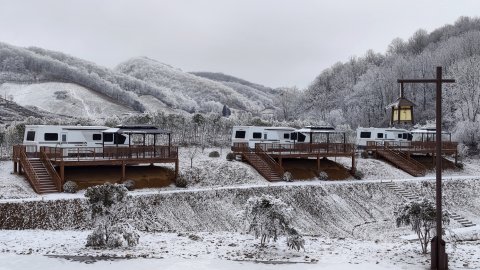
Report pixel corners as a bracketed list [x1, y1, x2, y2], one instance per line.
[103, 125, 171, 135]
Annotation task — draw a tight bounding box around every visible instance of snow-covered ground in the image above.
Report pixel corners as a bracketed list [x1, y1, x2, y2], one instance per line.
[0, 229, 479, 269]
[1, 152, 480, 269]
[0, 82, 135, 119]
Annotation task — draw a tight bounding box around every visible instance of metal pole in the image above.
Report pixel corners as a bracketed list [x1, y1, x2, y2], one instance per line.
[435, 66, 444, 270]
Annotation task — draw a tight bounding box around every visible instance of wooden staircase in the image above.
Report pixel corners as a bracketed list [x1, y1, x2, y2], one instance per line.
[385, 182, 476, 228]
[14, 145, 62, 194]
[28, 159, 59, 194]
[377, 149, 426, 177]
[242, 147, 284, 181]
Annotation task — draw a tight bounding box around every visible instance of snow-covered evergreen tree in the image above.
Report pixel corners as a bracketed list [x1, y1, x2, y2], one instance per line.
[85, 183, 139, 248]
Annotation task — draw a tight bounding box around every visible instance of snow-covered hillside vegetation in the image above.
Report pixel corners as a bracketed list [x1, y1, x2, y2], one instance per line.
[116, 57, 276, 114]
[0, 42, 279, 119]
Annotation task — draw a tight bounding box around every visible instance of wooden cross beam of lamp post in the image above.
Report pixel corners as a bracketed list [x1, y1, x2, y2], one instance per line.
[398, 66, 455, 270]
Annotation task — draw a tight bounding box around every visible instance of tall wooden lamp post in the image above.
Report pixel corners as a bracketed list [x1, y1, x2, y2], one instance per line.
[398, 66, 455, 270]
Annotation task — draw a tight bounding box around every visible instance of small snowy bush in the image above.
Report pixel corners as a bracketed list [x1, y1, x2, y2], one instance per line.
[317, 171, 328, 180]
[63, 181, 78, 193]
[353, 170, 364, 180]
[122, 179, 136, 191]
[226, 152, 235, 161]
[85, 183, 139, 248]
[176, 167, 201, 187]
[282, 171, 293, 182]
[208, 151, 220, 158]
[175, 174, 188, 188]
[286, 227, 305, 251]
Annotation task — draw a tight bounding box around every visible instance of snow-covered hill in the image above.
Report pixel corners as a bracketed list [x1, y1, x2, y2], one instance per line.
[0, 42, 279, 119]
[115, 57, 276, 114]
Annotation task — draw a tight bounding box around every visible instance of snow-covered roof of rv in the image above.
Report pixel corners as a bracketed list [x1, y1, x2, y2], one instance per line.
[357, 127, 409, 132]
[103, 125, 170, 134]
[234, 126, 295, 131]
[296, 126, 342, 134]
[411, 129, 450, 134]
[25, 125, 108, 130]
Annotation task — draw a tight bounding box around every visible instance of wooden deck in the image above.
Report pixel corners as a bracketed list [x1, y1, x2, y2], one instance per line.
[13, 145, 179, 193]
[232, 142, 356, 181]
[364, 141, 458, 176]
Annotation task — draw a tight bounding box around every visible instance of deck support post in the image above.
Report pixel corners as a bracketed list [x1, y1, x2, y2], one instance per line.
[121, 161, 126, 181]
[317, 154, 321, 171]
[60, 162, 65, 183]
[175, 158, 179, 179]
[14, 162, 17, 174]
[19, 163, 23, 175]
[351, 152, 356, 174]
[279, 156, 283, 167]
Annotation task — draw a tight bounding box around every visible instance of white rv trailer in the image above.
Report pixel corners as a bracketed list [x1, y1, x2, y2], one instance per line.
[231, 126, 296, 148]
[356, 127, 412, 148]
[22, 125, 128, 150]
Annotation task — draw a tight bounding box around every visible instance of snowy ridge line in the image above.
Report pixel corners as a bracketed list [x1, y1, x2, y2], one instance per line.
[1, 175, 479, 204]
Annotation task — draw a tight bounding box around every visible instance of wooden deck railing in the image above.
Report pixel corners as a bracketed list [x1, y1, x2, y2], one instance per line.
[255, 143, 355, 155]
[17, 146, 41, 193]
[40, 145, 178, 162]
[365, 141, 458, 153]
[231, 142, 249, 152]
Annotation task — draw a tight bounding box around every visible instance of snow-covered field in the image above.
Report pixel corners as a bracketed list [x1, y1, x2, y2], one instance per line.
[1, 152, 480, 269]
[0, 229, 479, 270]
[0, 82, 135, 119]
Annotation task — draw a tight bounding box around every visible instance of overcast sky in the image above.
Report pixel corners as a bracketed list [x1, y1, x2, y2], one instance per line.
[1, 0, 479, 88]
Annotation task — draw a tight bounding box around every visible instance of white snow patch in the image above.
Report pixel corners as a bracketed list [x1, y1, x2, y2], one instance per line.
[0, 82, 135, 119]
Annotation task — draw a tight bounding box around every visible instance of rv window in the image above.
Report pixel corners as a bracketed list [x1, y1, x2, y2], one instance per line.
[235, 131, 246, 139]
[252, 132, 262, 139]
[263, 134, 268, 140]
[283, 133, 289, 139]
[359, 132, 371, 138]
[61, 134, 67, 142]
[407, 134, 413, 141]
[26, 131, 35, 141]
[104, 133, 113, 142]
[93, 134, 102, 141]
[297, 133, 306, 142]
[114, 134, 127, 145]
[402, 133, 407, 139]
[44, 133, 58, 141]
[398, 134, 402, 139]
[377, 133, 384, 139]
[291, 132, 297, 140]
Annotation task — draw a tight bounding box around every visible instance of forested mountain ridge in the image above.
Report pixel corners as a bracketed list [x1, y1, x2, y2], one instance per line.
[303, 17, 480, 147]
[0, 43, 277, 117]
[115, 57, 276, 114]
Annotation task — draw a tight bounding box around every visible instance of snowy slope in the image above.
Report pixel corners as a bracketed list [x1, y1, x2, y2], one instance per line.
[0, 82, 135, 119]
[116, 57, 275, 114]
